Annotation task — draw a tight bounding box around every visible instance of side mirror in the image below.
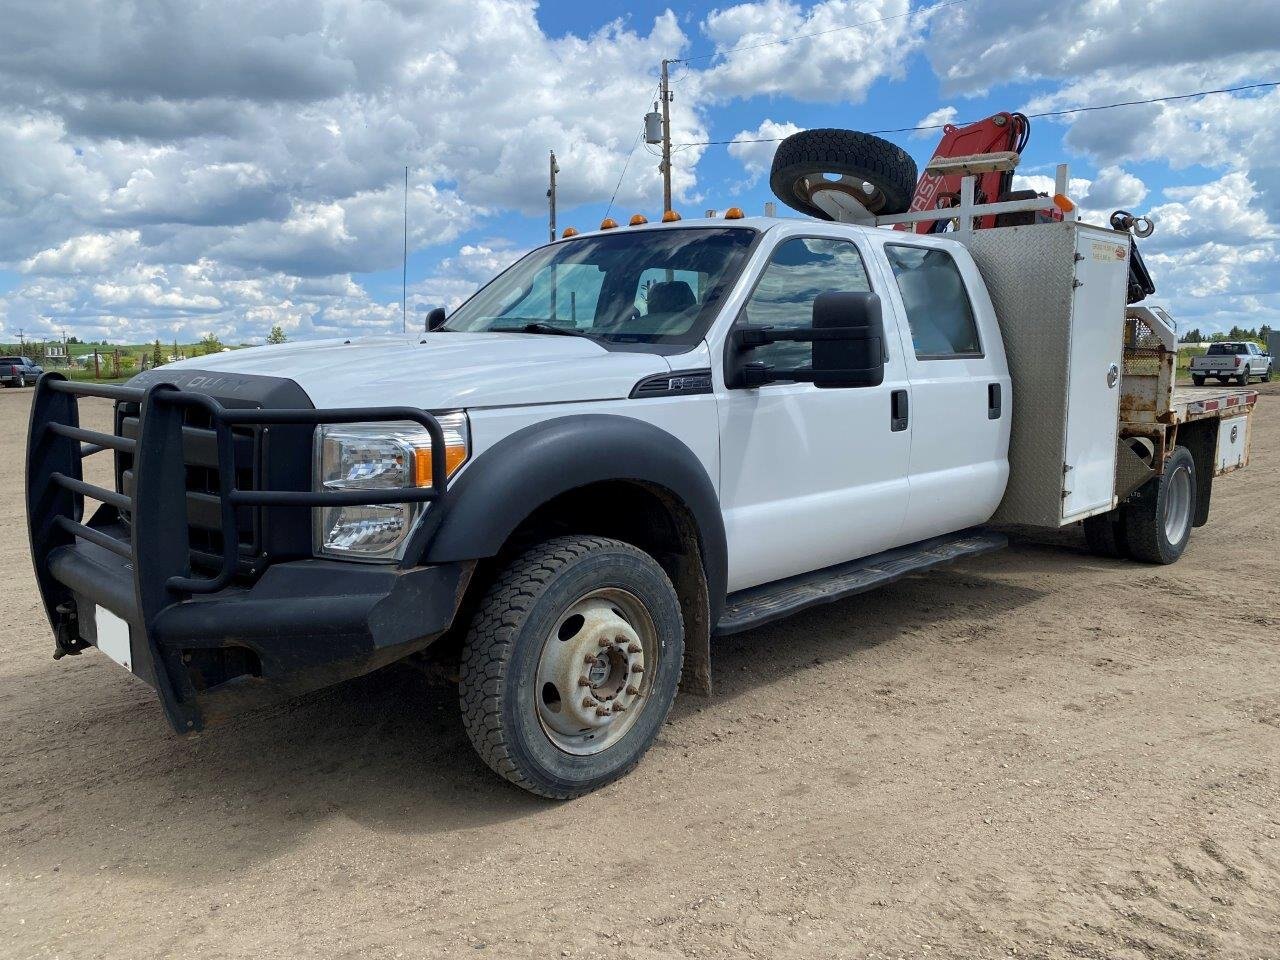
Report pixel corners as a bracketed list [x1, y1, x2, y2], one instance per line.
[726, 291, 885, 389]
[810, 291, 885, 389]
[424, 306, 447, 331]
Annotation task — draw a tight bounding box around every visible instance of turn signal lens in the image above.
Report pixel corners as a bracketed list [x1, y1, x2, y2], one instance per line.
[629, 214, 648, 225]
[561, 226, 579, 238]
[662, 210, 682, 222]
[600, 217, 619, 230]
[411, 443, 469, 487]
[724, 206, 745, 219]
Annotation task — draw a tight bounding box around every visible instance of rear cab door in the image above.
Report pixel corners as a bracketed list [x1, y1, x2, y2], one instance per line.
[861, 233, 1012, 542]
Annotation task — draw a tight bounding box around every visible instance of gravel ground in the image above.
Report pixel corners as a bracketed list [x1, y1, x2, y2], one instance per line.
[2, 384, 1278, 960]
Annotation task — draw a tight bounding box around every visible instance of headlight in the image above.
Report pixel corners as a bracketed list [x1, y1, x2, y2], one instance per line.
[313, 412, 469, 561]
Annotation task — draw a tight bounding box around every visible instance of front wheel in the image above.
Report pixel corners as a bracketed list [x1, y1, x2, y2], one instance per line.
[1263, 365, 1273, 382]
[458, 535, 684, 799]
[1123, 446, 1196, 564]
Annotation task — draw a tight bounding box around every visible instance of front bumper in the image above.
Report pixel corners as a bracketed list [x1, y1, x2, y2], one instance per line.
[50, 524, 472, 730]
[27, 374, 460, 733]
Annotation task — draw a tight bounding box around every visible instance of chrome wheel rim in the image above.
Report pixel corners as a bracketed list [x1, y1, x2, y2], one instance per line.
[1163, 464, 1192, 544]
[534, 588, 657, 756]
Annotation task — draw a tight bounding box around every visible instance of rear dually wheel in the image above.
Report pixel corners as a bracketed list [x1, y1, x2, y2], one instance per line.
[1123, 446, 1196, 564]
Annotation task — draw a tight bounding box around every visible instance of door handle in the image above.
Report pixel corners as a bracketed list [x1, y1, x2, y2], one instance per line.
[988, 382, 1002, 419]
[890, 389, 909, 432]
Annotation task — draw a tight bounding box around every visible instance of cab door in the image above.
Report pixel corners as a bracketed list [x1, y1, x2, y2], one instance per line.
[716, 234, 913, 593]
[869, 239, 1010, 542]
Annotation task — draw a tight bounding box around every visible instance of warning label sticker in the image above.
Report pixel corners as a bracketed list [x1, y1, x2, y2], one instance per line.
[1091, 241, 1126, 262]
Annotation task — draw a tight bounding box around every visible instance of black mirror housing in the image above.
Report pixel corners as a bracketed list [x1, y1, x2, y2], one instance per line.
[811, 291, 885, 388]
[425, 306, 447, 331]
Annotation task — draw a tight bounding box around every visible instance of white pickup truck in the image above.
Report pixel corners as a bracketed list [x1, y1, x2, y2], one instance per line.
[26, 132, 1259, 798]
[1189, 341, 1273, 386]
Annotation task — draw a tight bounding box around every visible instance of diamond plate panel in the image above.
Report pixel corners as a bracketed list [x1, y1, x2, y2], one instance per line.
[967, 224, 1080, 527]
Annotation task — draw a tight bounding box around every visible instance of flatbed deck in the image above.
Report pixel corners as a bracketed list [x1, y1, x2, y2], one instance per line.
[1169, 386, 1258, 424]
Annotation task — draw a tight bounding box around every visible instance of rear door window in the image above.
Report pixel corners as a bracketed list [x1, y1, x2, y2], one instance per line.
[884, 245, 982, 359]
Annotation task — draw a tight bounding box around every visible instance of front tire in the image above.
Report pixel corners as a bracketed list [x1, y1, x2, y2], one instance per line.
[1123, 446, 1196, 564]
[458, 535, 684, 799]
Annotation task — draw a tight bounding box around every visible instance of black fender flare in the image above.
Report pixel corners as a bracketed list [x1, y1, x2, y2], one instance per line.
[411, 415, 727, 622]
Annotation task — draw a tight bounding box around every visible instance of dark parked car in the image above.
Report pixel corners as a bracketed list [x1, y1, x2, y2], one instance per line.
[0, 356, 44, 387]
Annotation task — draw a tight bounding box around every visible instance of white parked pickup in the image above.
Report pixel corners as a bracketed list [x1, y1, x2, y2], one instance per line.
[1190, 341, 1273, 386]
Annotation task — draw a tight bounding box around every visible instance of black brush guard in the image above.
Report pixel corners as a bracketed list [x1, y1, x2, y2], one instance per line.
[27, 373, 454, 731]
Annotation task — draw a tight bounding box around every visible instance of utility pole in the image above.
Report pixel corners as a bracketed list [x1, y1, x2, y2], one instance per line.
[659, 59, 673, 214]
[401, 165, 408, 335]
[547, 150, 560, 242]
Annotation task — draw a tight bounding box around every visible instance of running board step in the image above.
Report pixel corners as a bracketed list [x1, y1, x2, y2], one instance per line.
[715, 528, 1007, 636]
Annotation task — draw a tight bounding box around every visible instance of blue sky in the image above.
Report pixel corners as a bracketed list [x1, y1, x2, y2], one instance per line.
[1, 0, 1278, 344]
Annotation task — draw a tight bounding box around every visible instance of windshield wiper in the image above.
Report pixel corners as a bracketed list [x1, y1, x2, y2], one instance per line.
[489, 321, 596, 338]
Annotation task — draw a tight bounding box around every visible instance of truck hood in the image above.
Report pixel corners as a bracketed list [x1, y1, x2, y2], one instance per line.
[156, 333, 674, 409]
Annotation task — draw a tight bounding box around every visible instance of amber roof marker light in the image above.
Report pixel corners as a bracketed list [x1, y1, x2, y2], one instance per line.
[599, 217, 619, 230]
[629, 214, 649, 226]
[724, 207, 745, 220]
[662, 210, 682, 222]
[561, 226, 579, 238]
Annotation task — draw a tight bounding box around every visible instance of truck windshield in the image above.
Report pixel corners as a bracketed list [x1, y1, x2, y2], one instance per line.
[1205, 344, 1245, 355]
[442, 227, 757, 345]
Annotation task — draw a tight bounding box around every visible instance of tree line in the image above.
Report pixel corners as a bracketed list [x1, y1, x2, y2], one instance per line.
[1179, 324, 1273, 345]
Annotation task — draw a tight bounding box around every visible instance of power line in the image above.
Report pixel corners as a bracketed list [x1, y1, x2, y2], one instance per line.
[604, 125, 645, 219]
[673, 80, 1280, 147]
[670, 0, 970, 64]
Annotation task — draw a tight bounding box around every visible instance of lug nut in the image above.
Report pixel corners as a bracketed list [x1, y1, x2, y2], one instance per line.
[612, 702, 626, 713]
[582, 697, 595, 708]
[627, 642, 641, 653]
[577, 676, 592, 687]
[583, 654, 597, 664]
[598, 636, 612, 648]
[626, 685, 641, 696]
[631, 664, 644, 674]
[595, 706, 611, 717]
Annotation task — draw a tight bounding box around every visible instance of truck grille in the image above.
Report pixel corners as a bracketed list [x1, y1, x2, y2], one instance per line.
[116, 401, 265, 576]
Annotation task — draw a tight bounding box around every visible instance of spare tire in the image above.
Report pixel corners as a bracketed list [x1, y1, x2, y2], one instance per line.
[770, 128, 918, 220]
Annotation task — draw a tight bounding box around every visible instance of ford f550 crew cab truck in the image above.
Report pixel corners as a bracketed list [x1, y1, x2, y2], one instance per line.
[26, 138, 1258, 798]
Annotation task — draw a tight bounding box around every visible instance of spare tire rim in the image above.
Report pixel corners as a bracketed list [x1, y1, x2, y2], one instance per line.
[534, 587, 657, 756]
[1163, 464, 1193, 544]
[802, 174, 889, 216]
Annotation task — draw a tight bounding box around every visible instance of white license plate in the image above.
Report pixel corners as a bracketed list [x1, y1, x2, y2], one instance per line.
[94, 606, 134, 671]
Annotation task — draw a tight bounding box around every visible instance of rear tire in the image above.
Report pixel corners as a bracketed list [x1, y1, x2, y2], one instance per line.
[770, 129, 919, 220]
[1237, 367, 1250, 385]
[1123, 446, 1196, 564]
[1083, 508, 1129, 558]
[458, 535, 684, 799]
[1191, 375, 1205, 386]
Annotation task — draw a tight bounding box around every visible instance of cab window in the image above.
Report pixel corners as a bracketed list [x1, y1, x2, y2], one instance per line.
[885, 245, 982, 360]
[742, 237, 872, 370]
